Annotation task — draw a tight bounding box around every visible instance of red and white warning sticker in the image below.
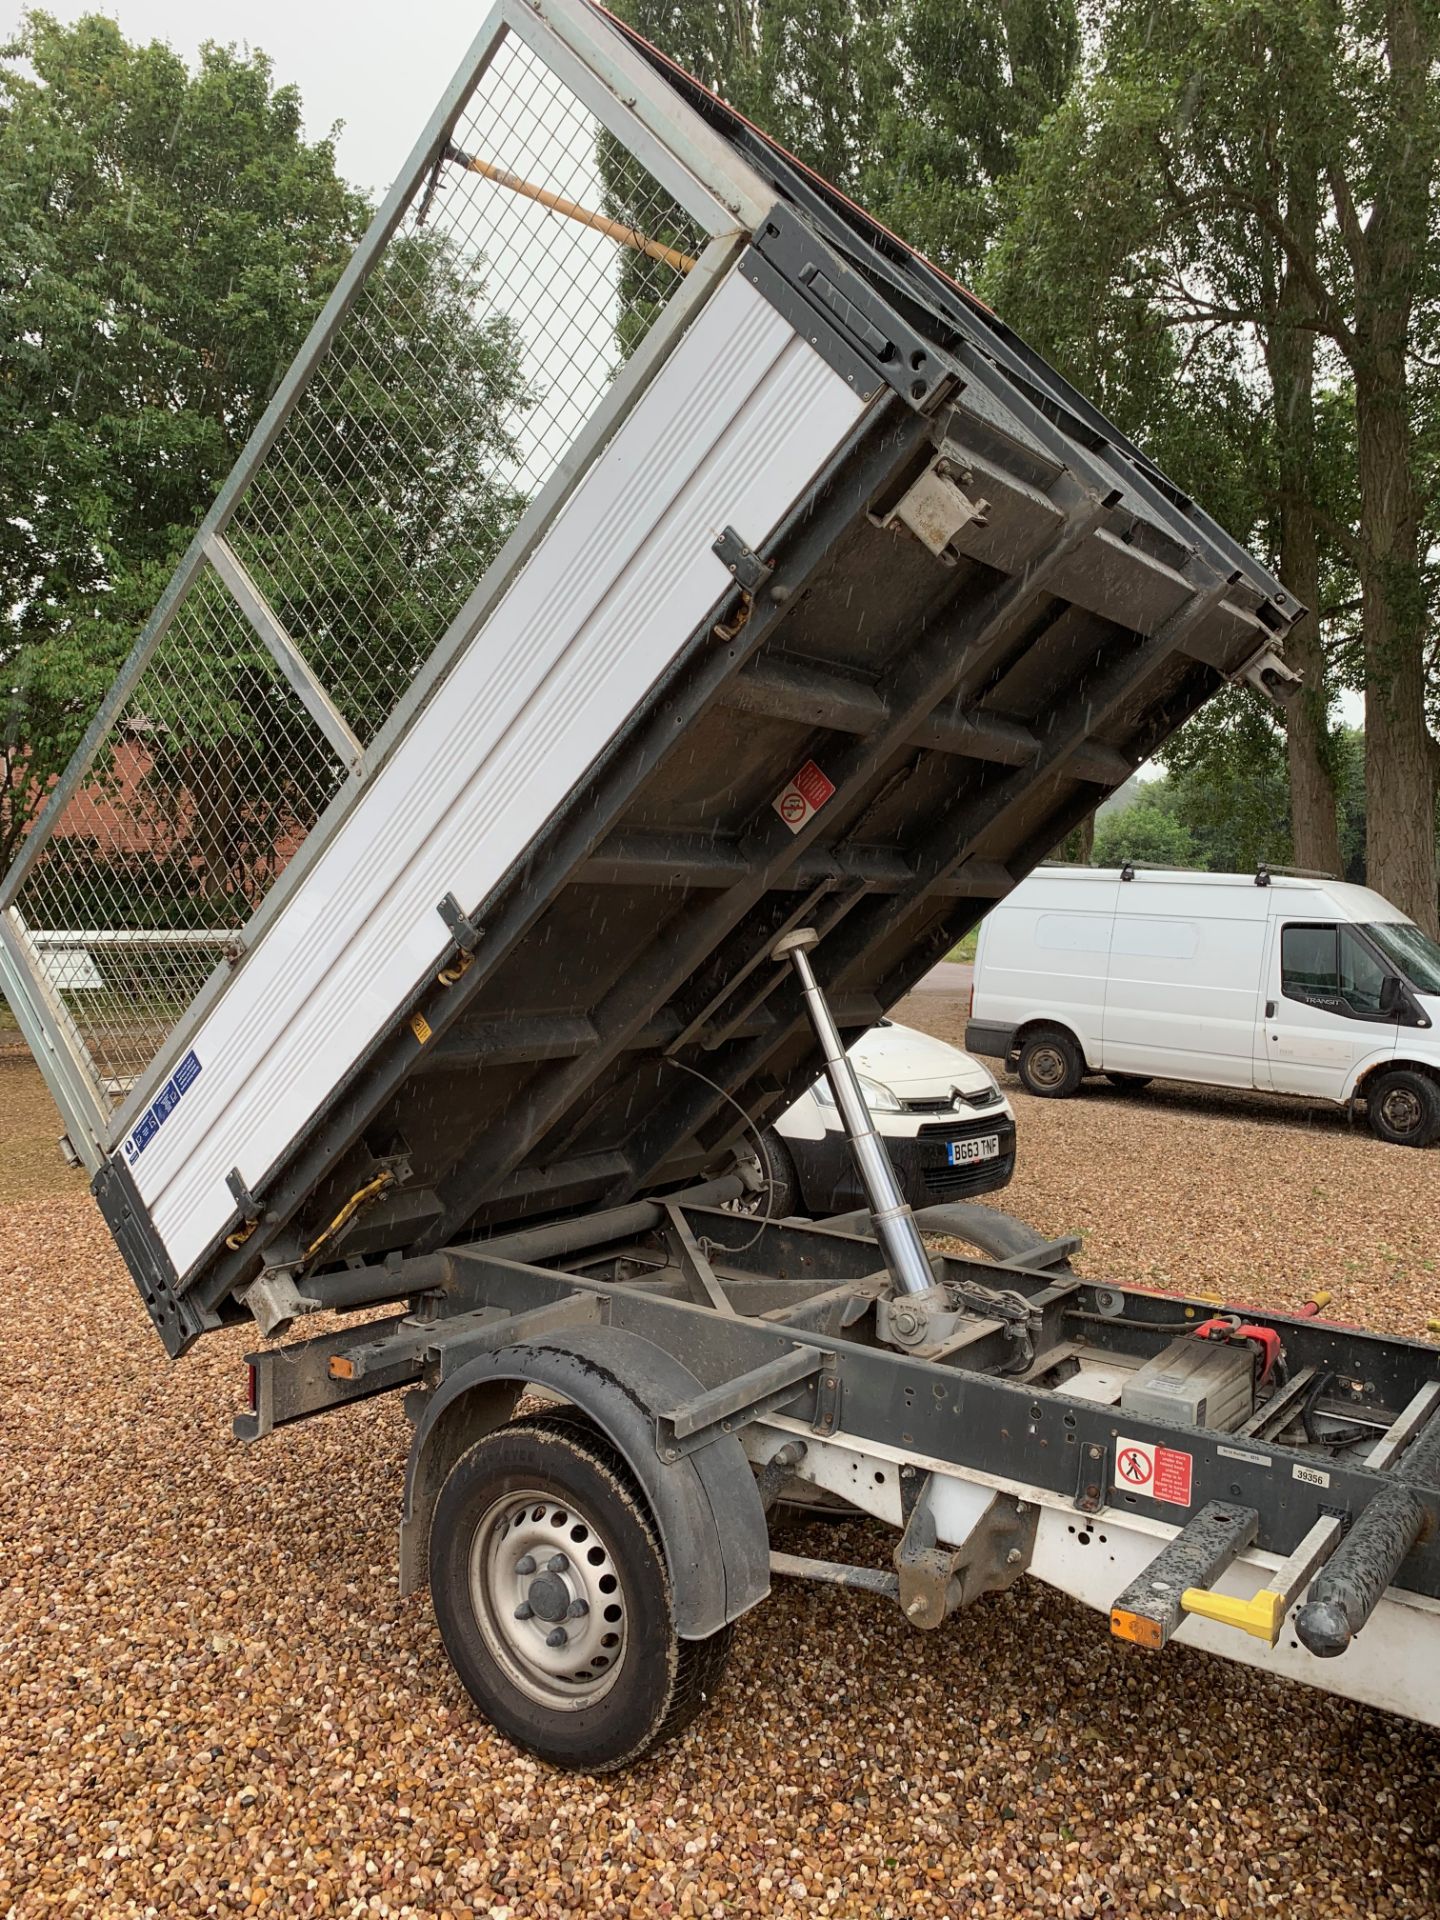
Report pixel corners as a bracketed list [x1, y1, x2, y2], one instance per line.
[773, 759, 836, 834]
[1113, 1436, 1193, 1507]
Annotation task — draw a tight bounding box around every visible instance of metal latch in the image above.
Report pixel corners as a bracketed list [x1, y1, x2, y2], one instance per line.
[437, 891, 482, 953]
[712, 526, 774, 594]
[225, 1168, 267, 1252]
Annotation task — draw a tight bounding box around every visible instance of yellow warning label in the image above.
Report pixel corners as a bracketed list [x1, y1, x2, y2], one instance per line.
[409, 1011, 433, 1045]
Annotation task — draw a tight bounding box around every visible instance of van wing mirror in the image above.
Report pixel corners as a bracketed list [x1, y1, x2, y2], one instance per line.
[1380, 975, 1404, 1014]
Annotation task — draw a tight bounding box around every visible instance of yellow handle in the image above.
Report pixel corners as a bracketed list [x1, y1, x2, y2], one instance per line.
[1180, 1585, 1286, 1645]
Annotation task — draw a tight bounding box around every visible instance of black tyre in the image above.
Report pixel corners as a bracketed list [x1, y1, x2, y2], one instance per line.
[755, 1128, 804, 1216]
[1366, 1069, 1440, 1148]
[727, 1128, 805, 1218]
[1017, 1027, 1084, 1098]
[1105, 1072, 1152, 1089]
[429, 1417, 732, 1772]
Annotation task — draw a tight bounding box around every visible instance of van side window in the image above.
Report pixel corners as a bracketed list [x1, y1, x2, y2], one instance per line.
[1281, 923, 1391, 1017]
[1282, 924, 1337, 1000]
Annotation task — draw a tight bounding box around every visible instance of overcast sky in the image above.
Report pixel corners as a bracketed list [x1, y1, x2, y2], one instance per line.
[18, 1, 490, 196]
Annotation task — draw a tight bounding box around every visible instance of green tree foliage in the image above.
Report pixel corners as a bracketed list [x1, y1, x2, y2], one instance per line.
[231, 229, 530, 742]
[1092, 796, 1198, 869]
[0, 13, 364, 871]
[988, 0, 1440, 932]
[859, 0, 1081, 279]
[1159, 691, 1295, 874]
[1, 12, 531, 891]
[607, 1, 1080, 281]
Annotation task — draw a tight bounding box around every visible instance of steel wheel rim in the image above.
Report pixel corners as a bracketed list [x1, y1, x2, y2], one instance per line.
[1027, 1045, 1067, 1089]
[468, 1486, 628, 1709]
[1380, 1086, 1423, 1135]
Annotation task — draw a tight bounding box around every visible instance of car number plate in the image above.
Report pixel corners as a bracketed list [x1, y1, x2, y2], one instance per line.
[948, 1134, 1000, 1167]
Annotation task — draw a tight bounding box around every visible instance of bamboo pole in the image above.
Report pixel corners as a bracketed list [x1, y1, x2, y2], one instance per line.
[450, 147, 697, 273]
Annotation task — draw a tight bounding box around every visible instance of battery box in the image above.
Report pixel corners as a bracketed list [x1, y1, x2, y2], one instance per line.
[1119, 1335, 1255, 1432]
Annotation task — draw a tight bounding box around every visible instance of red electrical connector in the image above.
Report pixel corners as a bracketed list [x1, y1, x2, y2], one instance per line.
[1193, 1314, 1284, 1387]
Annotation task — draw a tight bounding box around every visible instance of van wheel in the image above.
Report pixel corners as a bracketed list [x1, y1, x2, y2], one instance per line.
[1366, 1070, 1440, 1148]
[1017, 1028, 1083, 1098]
[1105, 1072, 1152, 1090]
[429, 1418, 732, 1771]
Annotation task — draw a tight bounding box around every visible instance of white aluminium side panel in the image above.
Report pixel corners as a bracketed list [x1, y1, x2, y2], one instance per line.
[131, 270, 869, 1280]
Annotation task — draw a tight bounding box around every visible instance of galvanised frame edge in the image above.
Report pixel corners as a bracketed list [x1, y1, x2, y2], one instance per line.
[204, 537, 366, 773]
[0, 909, 108, 1164]
[504, 0, 774, 233]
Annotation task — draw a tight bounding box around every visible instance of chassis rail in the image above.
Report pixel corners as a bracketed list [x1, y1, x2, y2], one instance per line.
[239, 1194, 1440, 1731]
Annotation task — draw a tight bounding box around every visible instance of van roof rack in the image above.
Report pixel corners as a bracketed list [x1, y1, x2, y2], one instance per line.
[1255, 862, 1339, 886]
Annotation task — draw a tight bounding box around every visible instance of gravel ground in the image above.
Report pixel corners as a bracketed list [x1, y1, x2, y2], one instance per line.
[1, 1023, 1437, 1919]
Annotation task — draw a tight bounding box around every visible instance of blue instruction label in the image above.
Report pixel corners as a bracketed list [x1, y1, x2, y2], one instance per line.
[124, 1050, 202, 1163]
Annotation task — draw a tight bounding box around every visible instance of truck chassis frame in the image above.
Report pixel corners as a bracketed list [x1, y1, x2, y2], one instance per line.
[240, 1179, 1440, 1757]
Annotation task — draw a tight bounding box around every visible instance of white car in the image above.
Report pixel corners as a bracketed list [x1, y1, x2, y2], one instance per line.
[764, 1020, 1016, 1216]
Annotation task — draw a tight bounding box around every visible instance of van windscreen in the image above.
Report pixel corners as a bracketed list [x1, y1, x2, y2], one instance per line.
[1364, 922, 1440, 995]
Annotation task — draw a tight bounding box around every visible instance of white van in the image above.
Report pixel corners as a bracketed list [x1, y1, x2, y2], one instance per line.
[966, 866, 1440, 1145]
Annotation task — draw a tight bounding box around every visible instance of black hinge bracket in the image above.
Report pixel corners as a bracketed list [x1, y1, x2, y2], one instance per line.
[437, 891, 482, 953]
[1075, 1441, 1109, 1515]
[712, 526, 773, 594]
[748, 203, 957, 412]
[226, 1166, 263, 1225]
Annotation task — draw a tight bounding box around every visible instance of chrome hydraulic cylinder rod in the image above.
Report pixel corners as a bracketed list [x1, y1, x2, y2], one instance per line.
[773, 927, 934, 1296]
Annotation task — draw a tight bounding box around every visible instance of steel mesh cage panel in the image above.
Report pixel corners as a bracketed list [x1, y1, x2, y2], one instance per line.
[2, 10, 717, 1137]
[225, 30, 705, 742]
[10, 564, 348, 1101]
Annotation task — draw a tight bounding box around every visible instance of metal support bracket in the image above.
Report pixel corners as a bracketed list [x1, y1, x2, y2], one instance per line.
[1075, 1441, 1109, 1515]
[658, 1344, 823, 1456]
[811, 1359, 842, 1435]
[1234, 643, 1302, 708]
[894, 1471, 1037, 1629]
[880, 458, 990, 562]
[238, 1268, 314, 1341]
[663, 1205, 734, 1314]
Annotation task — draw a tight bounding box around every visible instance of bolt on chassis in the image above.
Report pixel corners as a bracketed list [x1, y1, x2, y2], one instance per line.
[3, 0, 1437, 1770]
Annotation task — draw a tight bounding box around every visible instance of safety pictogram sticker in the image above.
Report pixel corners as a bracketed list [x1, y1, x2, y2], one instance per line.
[1113, 1436, 1193, 1507]
[773, 759, 836, 834]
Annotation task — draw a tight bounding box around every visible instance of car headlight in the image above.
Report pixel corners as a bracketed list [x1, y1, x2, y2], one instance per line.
[813, 1072, 904, 1113]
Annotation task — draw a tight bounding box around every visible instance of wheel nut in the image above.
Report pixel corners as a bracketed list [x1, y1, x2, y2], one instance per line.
[514, 1601, 534, 1620]
[567, 1597, 589, 1619]
[514, 1555, 536, 1576]
[547, 1553, 568, 1574]
[545, 1627, 568, 1649]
